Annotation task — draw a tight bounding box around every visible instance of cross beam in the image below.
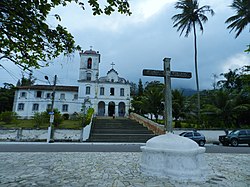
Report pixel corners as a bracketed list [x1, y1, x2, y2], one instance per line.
[142, 58, 192, 132]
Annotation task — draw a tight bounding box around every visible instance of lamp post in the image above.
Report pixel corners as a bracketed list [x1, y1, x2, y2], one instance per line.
[45, 75, 57, 143]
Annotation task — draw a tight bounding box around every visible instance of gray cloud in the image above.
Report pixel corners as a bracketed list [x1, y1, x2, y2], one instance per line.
[1, 1, 249, 91]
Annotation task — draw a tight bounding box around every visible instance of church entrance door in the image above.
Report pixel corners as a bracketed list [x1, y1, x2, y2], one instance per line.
[108, 102, 115, 116]
[118, 102, 125, 117]
[98, 101, 105, 116]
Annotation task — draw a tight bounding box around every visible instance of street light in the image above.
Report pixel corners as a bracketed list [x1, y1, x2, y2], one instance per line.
[45, 75, 57, 143]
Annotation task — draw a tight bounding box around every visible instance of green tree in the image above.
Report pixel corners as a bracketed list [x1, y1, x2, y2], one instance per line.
[225, 0, 250, 38]
[138, 78, 144, 96]
[0, 0, 131, 69]
[129, 82, 137, 97]
[0, 111, 18, 124]
[17, 73, 36, 86]
[202, 90, 250, 128]
[172, 0, 214, 121]
[218, 66, 250, 92]
[0, 83, 15, 113]
[225, 0, 250, 53]
[217, 69, 242, 91]
[143, 81, 164, 122]
[172, 89, 188, 126]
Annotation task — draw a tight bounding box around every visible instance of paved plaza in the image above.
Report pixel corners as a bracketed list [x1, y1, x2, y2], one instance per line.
[0, 151, 249, 187]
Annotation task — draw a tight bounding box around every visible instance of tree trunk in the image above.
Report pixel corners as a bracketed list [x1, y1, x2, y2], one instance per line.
[193, 22, 201, 124]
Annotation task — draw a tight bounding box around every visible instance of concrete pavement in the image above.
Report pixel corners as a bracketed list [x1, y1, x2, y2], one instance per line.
[0, 150, 249, 187]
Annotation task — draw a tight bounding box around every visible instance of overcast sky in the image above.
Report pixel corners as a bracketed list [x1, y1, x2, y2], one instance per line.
[1, 0, 249, 90]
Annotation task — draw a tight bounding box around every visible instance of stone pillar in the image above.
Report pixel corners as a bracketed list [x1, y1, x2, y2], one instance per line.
[105, 103, 108, 116]
[115, 104, 119, 117]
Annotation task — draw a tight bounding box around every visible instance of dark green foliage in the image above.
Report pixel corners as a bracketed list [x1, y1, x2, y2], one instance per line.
[17, 73, 36, 86]
[33, 112, 48, 128]
[225, 0, 250, 52]
[69, 108, 94, 127]
[33, 109, 64, 128]
[129, 82, 137, 96]
[138, 79, 144, 96]
[172, 89, 186, 121]
[143, 81, 164, 121]
[0, 0, 131, 69]
[225, 0, 250, 38]
[0, 83, 15, 113]
[85, 108, 94, 126]
[0, 111, 18, 124]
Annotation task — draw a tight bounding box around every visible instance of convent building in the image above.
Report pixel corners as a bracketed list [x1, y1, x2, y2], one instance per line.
[13, 48, 131, 119]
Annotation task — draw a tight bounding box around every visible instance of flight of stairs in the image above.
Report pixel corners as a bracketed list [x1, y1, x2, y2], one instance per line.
[88, 117, 155, 142]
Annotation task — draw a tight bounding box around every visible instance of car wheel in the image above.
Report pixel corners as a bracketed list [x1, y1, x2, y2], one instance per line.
[199, 140, 205, 147]
[231, 139, 238, 147]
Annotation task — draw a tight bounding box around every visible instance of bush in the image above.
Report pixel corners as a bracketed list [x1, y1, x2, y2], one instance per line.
[0, 111, 18, 124]
[33, 109, 64, 128]
[84, 108, 94, 126]
[33, 112, 48, 128]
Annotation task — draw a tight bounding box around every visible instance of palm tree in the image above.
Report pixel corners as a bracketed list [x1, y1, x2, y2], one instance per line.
[172, 0, 214, 122]
[225, 0, 250, 38]
[143, 81, 164, 122]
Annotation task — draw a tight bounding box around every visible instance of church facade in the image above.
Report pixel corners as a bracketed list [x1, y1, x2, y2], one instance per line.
[13, 48, 131, 119]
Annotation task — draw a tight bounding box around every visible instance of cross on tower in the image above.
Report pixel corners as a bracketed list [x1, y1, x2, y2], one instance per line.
[111, 62, 115, 69]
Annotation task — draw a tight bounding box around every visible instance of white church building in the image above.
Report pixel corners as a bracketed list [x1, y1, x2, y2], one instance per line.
[13, 48, 131, 119]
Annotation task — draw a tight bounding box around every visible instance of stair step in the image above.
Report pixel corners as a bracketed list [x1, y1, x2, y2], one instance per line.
[92, 129, 153, 134]
[88, 117, 155, 142]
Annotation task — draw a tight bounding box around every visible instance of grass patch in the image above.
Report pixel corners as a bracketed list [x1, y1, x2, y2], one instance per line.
[0, 119, 83, 129]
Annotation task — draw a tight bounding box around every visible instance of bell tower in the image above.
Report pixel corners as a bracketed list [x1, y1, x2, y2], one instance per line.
[79, 47, 100, 82]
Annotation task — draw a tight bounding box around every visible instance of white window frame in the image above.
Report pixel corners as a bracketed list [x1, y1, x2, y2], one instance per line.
[32, 103, 39, 111]
[86, 73, 91, 81]
[20, 92, 26, 97]
[36, 91, 42, 98]
[74, 94, 78, 100]
[62, 104, 68, 112]
[86, 86, 90, 95]
[60, 93, 65, 100]
[46, 93, 51, 99]
[110, 88, 114, 96]
[18, 103, 24, 111]
[120, 88, 124, 96]
[100, 87, 104, 95]
[47, 104, 52, 110]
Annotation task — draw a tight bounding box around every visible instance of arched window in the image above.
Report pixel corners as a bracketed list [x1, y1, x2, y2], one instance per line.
[87, 58, 92, 69]
[86, 86, 90, 95]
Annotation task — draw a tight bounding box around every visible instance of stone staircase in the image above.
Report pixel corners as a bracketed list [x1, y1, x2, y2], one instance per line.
[88, 117, 155, 142]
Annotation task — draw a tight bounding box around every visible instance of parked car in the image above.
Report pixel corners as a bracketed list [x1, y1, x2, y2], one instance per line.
[219, 129, 250, 147]
[179, 131, 206, 146]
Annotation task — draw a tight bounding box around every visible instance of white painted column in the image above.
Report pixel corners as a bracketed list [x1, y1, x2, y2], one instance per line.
[105, 103, 108, 116]
[115, 103, 119, 117]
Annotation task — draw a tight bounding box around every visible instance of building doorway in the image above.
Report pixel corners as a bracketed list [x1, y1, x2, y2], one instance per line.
[98, 101, 105, 116]
[108, 102, 115, 116]
[118, 102, 125, 117]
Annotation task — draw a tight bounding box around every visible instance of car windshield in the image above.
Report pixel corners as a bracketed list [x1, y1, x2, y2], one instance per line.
[179, 132, 186, 136]
[229, 130, 240, 135]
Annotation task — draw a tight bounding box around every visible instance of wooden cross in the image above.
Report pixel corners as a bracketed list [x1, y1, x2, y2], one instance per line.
[143, 58, 192, 132]
[111, 62, 115, 69]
